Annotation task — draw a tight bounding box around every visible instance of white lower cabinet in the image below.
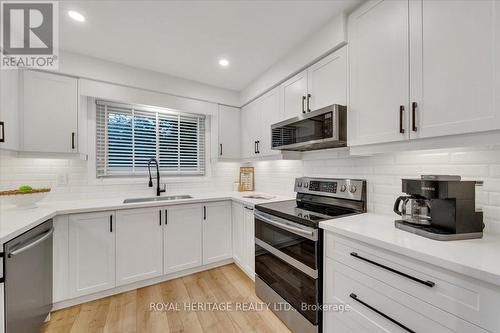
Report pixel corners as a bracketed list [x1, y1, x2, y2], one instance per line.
[57, 200, 233, 303]
[163, 203, 203, 274]
[116, 208, 163, 286]
[324, 232, 496, 332]
[232, 202, 244, 264]
[202, 201, 232, 265]
[231, 202, 255, 280]
[68, 211, 116, 298]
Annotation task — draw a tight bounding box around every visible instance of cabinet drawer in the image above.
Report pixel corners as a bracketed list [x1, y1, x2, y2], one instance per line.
[326, 233, 500, 332]
[324, 257, 488, 333]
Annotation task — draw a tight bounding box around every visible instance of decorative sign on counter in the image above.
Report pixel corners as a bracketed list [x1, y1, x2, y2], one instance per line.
[239, 167, 255, 191]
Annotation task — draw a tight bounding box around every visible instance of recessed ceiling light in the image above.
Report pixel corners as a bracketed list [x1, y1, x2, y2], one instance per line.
[218, 59, 229, 67]
[68, 10, 85, 22]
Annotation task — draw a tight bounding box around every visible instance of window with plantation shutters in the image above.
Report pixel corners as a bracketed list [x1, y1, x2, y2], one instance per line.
[96, 100, 205, 177]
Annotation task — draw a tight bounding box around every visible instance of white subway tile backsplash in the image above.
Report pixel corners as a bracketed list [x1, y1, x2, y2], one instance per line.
[3, 146, 500, 233]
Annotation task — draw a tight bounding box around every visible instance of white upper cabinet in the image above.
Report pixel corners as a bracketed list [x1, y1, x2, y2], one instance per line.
[349, 0, 500, 148]
[202, 201, 232, 265]
[0, 70, 19, 151]
[68, 211, 115, 298]
[241, 86, 281, 158]
[307, 46, 347, 110]
[281, 70, 308, 119]
[22, 70, 78, 153]
[409, 0, 500, 139]
[258, 88, 281, 156]
[163, 203, 202, 274]
[115, 208, 163, 287]
[217, 105, 241, 159]
[279, 46, 348, 121]
[348, 0, 410, 146]
[241, 101, 260, 159]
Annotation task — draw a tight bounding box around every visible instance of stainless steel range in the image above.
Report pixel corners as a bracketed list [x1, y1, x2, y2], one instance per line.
[254, 177, 367, 333]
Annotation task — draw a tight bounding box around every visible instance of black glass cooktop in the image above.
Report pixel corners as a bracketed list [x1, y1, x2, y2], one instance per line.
[255, 199, 356, 228]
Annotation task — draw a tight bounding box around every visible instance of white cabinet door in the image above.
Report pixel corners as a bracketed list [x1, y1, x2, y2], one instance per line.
[348, 0, 410, 146]
[203, 201, 232, 265]
[281, 70, 308, 120]
[231, 202, 244, 265]
[68, 211, 115, 298]
[218, 105, 241, 159]
[116, 208, 163, 286]
[307, 46, 347, 110]
[53, 215, 69, 303]
[22, 70, 78, 153]
[240, 102, 260, 158]
[0, 69, 19, 151]
[243, 206, 255, 279]
[258, 87, 281, 156]
[164, 204, 202, 274]
[409, 0, 500, 139]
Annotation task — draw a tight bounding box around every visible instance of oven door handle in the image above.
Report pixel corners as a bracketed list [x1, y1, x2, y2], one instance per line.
[255, 239, 318, 279]
[7, 227, 54, 258]
[254, 210, 318, 241]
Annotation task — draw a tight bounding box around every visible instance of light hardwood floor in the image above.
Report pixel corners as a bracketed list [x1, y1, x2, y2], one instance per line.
[40, 264, 291, 333]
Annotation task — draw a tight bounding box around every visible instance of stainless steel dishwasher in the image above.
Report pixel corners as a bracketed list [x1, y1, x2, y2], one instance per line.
[4, 219, 53, 333]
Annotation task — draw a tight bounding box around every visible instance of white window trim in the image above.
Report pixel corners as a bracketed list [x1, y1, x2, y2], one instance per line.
[86, 97, 214, 185]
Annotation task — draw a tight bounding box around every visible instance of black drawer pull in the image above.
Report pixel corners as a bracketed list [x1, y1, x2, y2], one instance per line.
[350, 252, 435, 288]
[159, 210, 162, 226]
[350, 293, 415, 333]
[109, 215, 113, 232]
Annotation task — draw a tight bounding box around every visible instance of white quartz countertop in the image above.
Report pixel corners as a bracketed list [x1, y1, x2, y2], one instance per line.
[0, 192, 291, 246]
[320, 213, 500, 287]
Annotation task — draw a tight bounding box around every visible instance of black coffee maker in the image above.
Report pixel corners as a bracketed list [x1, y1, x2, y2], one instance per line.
[394, 175, 484, 240]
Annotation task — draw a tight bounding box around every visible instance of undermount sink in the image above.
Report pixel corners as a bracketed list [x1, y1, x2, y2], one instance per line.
[123, 195, 193, 204]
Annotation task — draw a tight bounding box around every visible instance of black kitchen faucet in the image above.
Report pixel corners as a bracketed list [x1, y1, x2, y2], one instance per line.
[147, 157, 166, 196]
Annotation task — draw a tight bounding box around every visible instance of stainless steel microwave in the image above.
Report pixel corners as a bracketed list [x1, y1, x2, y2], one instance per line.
[271, 104, 347, 151]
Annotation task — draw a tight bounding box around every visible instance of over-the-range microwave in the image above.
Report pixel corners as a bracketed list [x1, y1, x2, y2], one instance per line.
[271, 104, 347, 151]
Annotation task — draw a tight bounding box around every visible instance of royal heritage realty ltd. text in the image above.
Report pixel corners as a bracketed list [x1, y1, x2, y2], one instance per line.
[149, 302, 351, 313]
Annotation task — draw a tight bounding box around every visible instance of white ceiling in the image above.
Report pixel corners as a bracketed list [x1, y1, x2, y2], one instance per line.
[59, 1, 362, 91]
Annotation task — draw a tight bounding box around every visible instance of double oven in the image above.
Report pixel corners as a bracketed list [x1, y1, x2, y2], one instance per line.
[254, 177, 366, 333]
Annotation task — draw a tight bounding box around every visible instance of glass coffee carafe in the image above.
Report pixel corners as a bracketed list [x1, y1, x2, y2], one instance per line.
[393, 195, 431, 225]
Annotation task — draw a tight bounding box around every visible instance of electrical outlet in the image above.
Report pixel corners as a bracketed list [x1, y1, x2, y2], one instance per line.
[57, 173, 68, 186]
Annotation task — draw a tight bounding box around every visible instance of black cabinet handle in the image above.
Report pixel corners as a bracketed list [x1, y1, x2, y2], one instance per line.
[399, 105, 405, 134]
[302, 96, 306, 113]
[254, 141, 258, 154]
[165, 209, 168, 225]
[71, 132, 76, 149]
[412, 102, 418, 132]
[220, 143, 223, 156]
[159, 210, 162, 226]
[109, 215, 113, 232]
[350, 252, 435, 287]
[307, 93, 311, 112]
[350, 293, 415, 333]
[203, 206, 207, 220]
[0, 121, 5, 143]
[256, 140, 260, 154]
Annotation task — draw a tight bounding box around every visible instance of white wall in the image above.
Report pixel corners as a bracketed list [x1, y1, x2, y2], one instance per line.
[249, 146, 500, 234]
[56, 51, 240, 106]
[239, 14, 347, 105]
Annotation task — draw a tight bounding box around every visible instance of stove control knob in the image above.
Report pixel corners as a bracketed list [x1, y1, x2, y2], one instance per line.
[349, 185, 357, 193]
[297, 181, 302, 187]
[340, 185, 347, 192]
[304, 182, 309, 188]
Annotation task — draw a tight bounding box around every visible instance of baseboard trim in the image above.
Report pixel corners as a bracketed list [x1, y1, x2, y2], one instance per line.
[52, 258, 234, 311]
